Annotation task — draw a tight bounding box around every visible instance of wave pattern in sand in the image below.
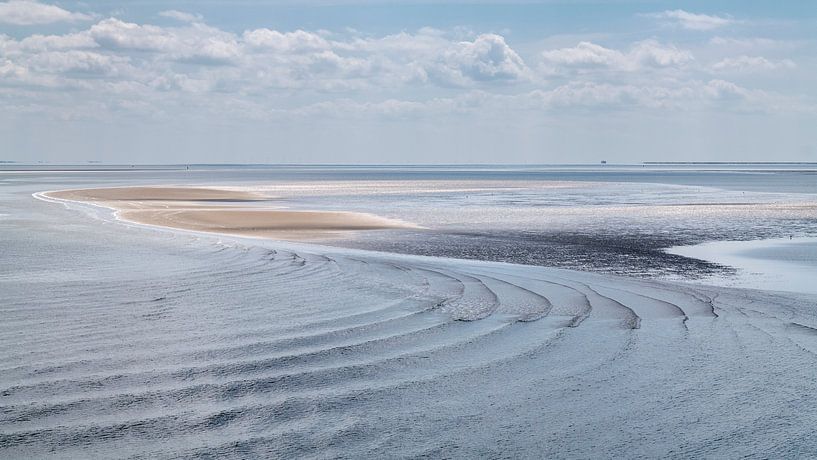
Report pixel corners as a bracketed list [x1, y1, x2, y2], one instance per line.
[3, 231, 817, 458]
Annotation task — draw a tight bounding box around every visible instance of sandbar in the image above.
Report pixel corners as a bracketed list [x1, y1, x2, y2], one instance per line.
[43, 186, 415, 240]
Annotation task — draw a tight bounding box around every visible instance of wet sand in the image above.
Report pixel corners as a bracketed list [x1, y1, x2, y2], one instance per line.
[44, 186, 415, 240]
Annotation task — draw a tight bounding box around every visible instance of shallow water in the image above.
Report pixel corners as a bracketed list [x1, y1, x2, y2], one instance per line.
[3, 165, 817, 458]
[667, 237, 817, 294]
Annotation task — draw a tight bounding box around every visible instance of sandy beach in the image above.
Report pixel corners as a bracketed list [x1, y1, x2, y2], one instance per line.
[44, 186, 415, 240]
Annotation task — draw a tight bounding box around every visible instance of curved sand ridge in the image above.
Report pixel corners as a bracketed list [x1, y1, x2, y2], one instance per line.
[4, 234, 817, 458]
[44, 186, 417, 240]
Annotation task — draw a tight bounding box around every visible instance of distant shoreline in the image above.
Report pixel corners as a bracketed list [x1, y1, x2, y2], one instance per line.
[3, 162, 817, 171]
[642, 161, 817, 165]
[0, 165, 186, 172]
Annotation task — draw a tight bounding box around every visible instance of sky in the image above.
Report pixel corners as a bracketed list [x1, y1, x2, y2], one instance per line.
[1, 0, 816, 164]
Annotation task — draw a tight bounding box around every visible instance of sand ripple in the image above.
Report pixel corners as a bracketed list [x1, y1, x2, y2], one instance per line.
[3, 229, 817, 458]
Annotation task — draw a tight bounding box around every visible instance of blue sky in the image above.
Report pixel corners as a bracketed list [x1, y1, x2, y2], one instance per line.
[1, 0, 815, 163]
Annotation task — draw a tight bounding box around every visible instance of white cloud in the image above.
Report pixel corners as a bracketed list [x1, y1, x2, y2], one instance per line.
[436, 34, 529, 83]
[0, 58, 27, 78]
[531, 83, 640, 109]
[540, 41, 621, 68]
[89, 18, 175, 51]
[0, 55, 60, 87]
[709, 36, 780, 48]
[540, 39, 692, 73]
[16, 32, 97, 52]
[89, 18, 241, 64]
[629, 40, 693, 67]
[0, 0, 93, 25]
[243, 28, 330, 52]
[0, 15, 801, 123]
[713, 55, 796, 72]
[159, 10, 203, 24]
[28, 50, 130, 75]
[241, 29, 530, 88]
[704, 79, 751, 100]
[0, 18, 535, 103]
[647, 10, 735, 31]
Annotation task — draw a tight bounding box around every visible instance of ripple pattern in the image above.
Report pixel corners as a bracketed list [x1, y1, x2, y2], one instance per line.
[3, 227, 817, 458]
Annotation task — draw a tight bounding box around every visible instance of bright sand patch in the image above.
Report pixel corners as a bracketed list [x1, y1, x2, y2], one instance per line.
[44, 186, 415, 240]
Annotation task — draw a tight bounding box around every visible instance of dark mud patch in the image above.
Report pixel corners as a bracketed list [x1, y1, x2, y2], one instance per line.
[335, 229, 737, 280]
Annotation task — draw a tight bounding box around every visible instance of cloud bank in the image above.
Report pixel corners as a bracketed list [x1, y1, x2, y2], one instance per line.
[0, 0, 93, 25]
[647, 9, 735, 31]
[0, 2, 813, 162]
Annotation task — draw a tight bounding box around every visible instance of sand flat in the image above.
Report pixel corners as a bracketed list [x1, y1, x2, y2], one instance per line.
[44, 186, 414, 240]
[118, 208, 413, 239]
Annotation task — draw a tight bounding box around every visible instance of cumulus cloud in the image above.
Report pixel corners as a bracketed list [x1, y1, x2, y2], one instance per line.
[0, 14, 798, 122]
[531, 83, 641, 109]
[0, 17, 538, 122]
[647, 10, 734, 31]
[712, 55, 795, 72]
[89, 18, 240, 64]
[28, 49, 130, 75]
[0, 0, 93, 25]
[629, 40, 693, 67]
[159, 10, 203, 24]
[540, 39, 692, 73]
[435, 34, 529, 84]
[15, 32, 97, 52]
[89, 18, 175, 51]
[0, 58, 27, 78]
[709, 36, 780, 48]
[540, 41, 620, 68]
[704, 79, 751, 100]
[243, 29, 530, 88]
[243, 28, 330, 52]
